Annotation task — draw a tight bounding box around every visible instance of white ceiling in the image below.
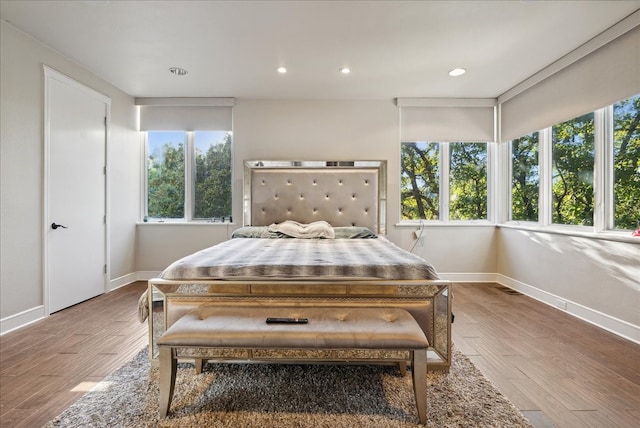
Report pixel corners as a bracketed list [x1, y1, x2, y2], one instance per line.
[1, 0, 639, 100]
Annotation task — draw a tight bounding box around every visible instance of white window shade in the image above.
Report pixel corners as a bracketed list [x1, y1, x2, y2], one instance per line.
[400, 106, 495, 142]
[501, 24, 640, 142]
[137, 98, 234, 131]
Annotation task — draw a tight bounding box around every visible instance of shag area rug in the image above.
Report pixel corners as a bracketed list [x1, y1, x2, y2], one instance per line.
[44, 347, 531, 428]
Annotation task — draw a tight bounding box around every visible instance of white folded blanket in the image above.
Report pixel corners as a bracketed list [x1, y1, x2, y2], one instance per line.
[268, 220, 335, 239]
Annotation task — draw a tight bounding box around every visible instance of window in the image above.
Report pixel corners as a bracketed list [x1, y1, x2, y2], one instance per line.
[400, 142, 439, 220]
[507, 94, 639, 234]
[551, 113, 595, 226]
[147, 131, 186, 219]
[193, 131, 232, 219]
[449, 142, 488, 220]
[146, 130, 232, 221]
[400, 141, 488, 221]
[613, 94, 640, 230]
[511, 132, 539, 222]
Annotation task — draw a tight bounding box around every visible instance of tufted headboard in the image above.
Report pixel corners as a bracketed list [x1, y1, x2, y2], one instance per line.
[243, 160, 387, 234]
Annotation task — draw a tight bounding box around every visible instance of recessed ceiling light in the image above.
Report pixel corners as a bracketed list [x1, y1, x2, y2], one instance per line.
[448, 68, 466, 77]
[340, 67, 351, 75]
[277, 67, 287, 74]
[169, 67, 188, 76]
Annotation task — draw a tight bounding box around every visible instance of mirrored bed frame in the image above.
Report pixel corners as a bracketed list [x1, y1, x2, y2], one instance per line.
[148, 160, 452, 371]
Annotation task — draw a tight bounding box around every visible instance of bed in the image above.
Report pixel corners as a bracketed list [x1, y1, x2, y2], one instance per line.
[147, 160, 452, 371]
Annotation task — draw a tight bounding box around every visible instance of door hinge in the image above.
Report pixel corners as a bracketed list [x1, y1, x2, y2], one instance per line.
[104, 215, 107, 224]
[104, 117, 107, 126]
[104, 264, 107, 274]
[103, 166, 106, 175]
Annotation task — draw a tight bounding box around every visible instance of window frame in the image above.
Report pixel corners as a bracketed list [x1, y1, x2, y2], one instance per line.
[504, 95, 639, 241]
[399, 140, 493, 224]
[143, 130, 233, 223]
[507, 131, 540, 225]
[397, 95, 638, 242]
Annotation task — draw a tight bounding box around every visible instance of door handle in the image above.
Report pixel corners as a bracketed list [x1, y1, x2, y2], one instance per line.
[51, 222, 68, 230]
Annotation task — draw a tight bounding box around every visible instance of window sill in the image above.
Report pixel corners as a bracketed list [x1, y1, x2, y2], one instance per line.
[395, 221, 639, 244]
[395, 221, 495, 227]
[136, 221, 237, 226]
[498, 223, 640, 244]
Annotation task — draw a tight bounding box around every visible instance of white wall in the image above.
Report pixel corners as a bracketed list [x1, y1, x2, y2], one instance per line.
[496, 228, 640, 341]
[0, 22, 140, 325]
[136, 224, 233, 272]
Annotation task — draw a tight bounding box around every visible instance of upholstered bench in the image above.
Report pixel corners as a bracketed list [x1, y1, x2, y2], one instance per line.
[158, 306, 429, 424]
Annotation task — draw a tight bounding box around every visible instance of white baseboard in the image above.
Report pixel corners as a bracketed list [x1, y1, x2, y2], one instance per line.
[135, 271, 162, 281]
[107, 271, 161, 291]
[0, 305, 46, 336]
[108, 272, 138, 291]
[495, 274, 640, 345]
[439, 272, 499, 283]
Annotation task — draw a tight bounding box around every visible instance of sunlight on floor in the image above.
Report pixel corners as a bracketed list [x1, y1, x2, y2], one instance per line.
[71, 381, 112, 392]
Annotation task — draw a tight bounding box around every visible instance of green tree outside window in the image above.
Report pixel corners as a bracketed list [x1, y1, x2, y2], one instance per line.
[147, 131, 186, 218]
[511, 133, 539, 222]
[147, 130, 232, 220]
[450, 142, 488, 220]
[401, 141, 487, 221]
[401, 142, 439, 220]
[552, 113, 595, 226]
[194, 131, 232, 219]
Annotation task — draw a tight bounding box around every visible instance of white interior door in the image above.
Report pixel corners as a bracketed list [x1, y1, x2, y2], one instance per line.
[46, 68, 109, 313]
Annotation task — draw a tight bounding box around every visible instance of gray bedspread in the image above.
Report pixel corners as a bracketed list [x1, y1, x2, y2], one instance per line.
[160, 236, 439, 281]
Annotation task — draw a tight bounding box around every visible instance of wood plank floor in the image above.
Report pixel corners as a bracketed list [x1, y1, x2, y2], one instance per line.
[451, 283, 640, 428]
[0, 281, 148, 428]
[1, 281, 638, 427]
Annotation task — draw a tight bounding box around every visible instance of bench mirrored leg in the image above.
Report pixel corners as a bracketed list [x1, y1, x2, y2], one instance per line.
[159, 347, 177, 417]
[398, 360, 407, 376]
[195, 358, 204, 374]
[412, 349, 427, 425]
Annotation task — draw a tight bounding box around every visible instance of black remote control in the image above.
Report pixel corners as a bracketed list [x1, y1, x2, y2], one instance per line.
[266, 317, 308, 324]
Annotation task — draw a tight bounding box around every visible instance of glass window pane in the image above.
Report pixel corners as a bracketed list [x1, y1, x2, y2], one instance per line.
[511, 132, 539, 222]
[450, 142, 487, 220]
[551, 113, 594, 226]
[147, 131, 185, 219]
[193, 131, 232, 219]
[613, 95, 640, 230]
[400, 142, 440, 220]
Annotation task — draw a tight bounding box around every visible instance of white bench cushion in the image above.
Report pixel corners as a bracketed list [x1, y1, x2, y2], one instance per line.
[158, 306, 429, 350]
